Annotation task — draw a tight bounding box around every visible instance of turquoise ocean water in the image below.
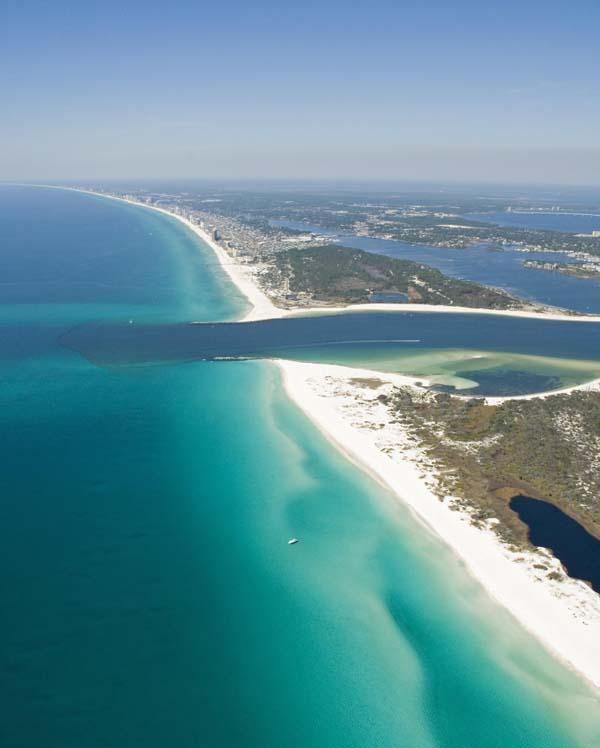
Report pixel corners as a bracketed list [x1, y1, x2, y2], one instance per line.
[2, 186, 600, 747]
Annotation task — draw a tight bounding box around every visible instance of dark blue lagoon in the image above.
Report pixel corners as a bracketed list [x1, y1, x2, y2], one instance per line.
[272, 219, 600, 314]
[510, 496, 600, 593]
[2, 186, 600, 748]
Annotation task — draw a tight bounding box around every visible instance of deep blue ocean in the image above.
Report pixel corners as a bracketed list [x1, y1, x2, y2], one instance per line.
[2, 185, 600, 747]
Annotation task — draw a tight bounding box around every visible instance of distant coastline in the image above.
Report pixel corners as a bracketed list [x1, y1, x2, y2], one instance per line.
[22, 184, 600, 325]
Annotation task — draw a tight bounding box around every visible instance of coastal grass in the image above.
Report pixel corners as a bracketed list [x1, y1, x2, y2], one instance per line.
[389, 388, 600, 550]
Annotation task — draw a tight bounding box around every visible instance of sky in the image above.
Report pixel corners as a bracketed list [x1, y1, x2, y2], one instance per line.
[1, 0, 600, 184]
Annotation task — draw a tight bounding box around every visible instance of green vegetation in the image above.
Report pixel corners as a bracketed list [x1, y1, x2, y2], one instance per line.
[271, 244, 524, 309]
[389, 389, 600, 548]
[382, 223, 600, 255]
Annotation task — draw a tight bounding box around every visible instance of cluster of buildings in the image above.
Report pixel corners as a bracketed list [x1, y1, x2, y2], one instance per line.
[112, 189, 329, 306]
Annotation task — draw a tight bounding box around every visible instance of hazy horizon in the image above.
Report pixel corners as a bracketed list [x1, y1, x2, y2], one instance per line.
[5, 177, 600, 194]
[2, 0, 599, 185]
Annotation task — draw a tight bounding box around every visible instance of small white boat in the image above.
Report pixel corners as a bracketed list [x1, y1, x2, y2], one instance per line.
[288, 538, 299, 545]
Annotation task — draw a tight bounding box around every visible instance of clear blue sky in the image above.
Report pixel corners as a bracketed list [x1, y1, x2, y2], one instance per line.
[2, 0, 599, 184]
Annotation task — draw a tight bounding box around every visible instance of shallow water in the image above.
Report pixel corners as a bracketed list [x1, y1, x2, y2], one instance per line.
[2, 185, 600, 747]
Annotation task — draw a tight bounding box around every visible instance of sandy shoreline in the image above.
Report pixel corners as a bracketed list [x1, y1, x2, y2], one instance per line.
[35, 184, 600, 687]
[277, 360, 600, 690]
[280, 302, 600, 324]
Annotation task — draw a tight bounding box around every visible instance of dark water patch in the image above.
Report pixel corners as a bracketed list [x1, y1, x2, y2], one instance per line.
[431, 369, 564, 397]
[510, 496, 600, 593]
[369, 291, 408, 302]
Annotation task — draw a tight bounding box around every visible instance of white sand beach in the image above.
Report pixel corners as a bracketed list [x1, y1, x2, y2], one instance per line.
[277, 361, 600, 689]
[280, 302, 600, 323]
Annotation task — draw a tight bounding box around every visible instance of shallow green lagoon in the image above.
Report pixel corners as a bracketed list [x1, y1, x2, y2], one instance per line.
[265, 344, 600, 394]
[2, 186, 600, 747]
